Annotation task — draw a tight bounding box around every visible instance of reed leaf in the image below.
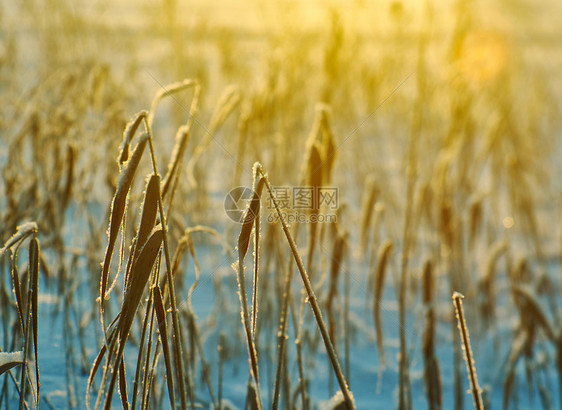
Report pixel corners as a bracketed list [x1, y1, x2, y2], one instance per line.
[148, 79, 197, 128]
[119, 111, 147, 166]
[120, 229, 163, 340]
[125, 175, 159, 290]
[103, 228, 163, 409]
[29, 238, 40, 407]
[10, 253, 25, 334]
[118, 358, 128, 410]
[100, 132, 149, 315]
[511, 285, 556, 342]
[373, 239, 393, 370]
[153, 285, 175, 410]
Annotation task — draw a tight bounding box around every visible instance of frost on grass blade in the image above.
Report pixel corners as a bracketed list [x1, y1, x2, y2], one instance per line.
[120, 228, 164, 338]
[119, 111, 147, 166]
[124, 174, 160, 290]
[0, 222, 38, 256]
[452, 292, 484, 410]
[0, 351, 23, 375]
[100, 133, 149, 309]
[154, 286, 175, 410]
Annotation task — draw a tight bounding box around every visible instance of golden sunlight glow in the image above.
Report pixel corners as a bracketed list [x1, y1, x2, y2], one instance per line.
[457, 30, 508, 83]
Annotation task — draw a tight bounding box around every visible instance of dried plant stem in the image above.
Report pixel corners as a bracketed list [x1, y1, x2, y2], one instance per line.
[20, 238, 39, 410]
[131, 295, 153, 410]
[422, 260, 441, 410]
[218, 332, 226, 409]
[452, 292, 483, 410]
[256, 163, 355, 409]
[295, 290, 309, 410]
[234, 167, 264, 410]
[272, 261, 292, 410]
[146, 133, 191, 410]
[373, 240, 393, 373]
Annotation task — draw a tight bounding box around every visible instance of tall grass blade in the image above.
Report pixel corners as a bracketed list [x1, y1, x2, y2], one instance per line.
[452, 292, 484, 410]
[118, 358, 129, 410]
[234, 168, 265, 410]
[100, 133, 149, 317]
[373, 239, 393, 372]
[153, 285, 175, 410]
[125, 174, 159, 289]
[104, 229, 163, 409]
[256, 163, 355, 409]
[29, 238, 40, 408]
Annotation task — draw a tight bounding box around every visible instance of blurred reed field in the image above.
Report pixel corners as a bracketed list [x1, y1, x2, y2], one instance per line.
[1, 0, 562, 409]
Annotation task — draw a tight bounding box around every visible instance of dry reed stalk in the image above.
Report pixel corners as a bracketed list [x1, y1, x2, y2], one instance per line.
[186, 85, 241, 188]
[342, 232, 351, 383]
[479, 240, 508, 325]
[306, 143, 322, 278]
[61, 143, 75, 212]
[130, 289, 154, 410]
[1, 224, 39, 410]
[124, 175, 159, 290]
[292, 105, 339, 406]
[510, 285, 556, 342]
[153, 285, 175, 409]
[251, 190, 262, 341]
[272, 239, 295, 410]
[10, 255, 25, 334]
[143, 78, 199, 217]
[218, 332, 227, 409]
[119, 111, 148, 167]
[140, 293, 157, 410]
[452, 292, 484, 410]
[326, 229, 349, 396]
[115, 173, 162, 409]
[160, 82, 201, 201]
[422, 260, 441, 410]
[0, 223, 38, 257]
[272, 298, 289, 408]
[144, 119, 191, 410]
[295, 292, 310, 410]
[366, 203, 385, 282]
[326, 230, 346, 349]
[255, 163, 355, 409]
[87, 225, 163, 408]
[359, 177, 379, 256]
[99, 132, 149, 318]
[117, 356, 129, 409]
[468, 195, 483, 248]
[303, 104, 337, 279]
[29, 239, 40, 410]
[234, 165, 265, 410]
[17, 237, 40, 410]
[396, 3, 433, 406]
[502, 329, 527, 410]
[147, 79, 197, 128]
[102, 229, 164, 409]
[180, 229, 219, 407]
[373, 240, 393, 373]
